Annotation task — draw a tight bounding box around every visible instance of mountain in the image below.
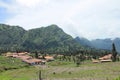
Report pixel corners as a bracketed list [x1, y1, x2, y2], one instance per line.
[0, 24, 81, 53]
[0, 24, 26, 51]
[91, 38, 112, 50]
[76, 36, 120, 52]
[22, 24, 81, 53]
[75, 37, 92, 47]
[1, 23, 119, 54]
[91, 38, 120, 52]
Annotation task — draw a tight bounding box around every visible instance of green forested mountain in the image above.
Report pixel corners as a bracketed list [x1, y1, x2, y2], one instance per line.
[0, 24, 26, 52]
[22, 24, 81, 53]
[0, 24, 81, 53]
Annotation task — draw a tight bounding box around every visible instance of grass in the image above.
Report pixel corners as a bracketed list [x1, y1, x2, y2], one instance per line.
[115, 76, 120, 80]
[45, 61, 120, 80]
[0, 56, 29, 72]
[0, 57, 120, 80]
[0, 67, 38, 80]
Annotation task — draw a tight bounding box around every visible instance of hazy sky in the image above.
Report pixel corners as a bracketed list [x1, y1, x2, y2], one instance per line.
[0, 0, 120, 40]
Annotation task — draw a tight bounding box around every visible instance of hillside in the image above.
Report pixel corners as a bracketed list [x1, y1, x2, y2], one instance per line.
[75, 37, 92, 47]
[91, 38, 120, 52]
[91, 38, 112, 50]
[22, 24, 81, 53]
[0, 24, 81, 53]
[0, 24, 26, 52]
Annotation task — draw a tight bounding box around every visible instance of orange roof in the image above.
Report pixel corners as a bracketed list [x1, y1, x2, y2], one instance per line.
[18, 56, 32, 60]
[45, 56, 54, 59]
[99, 54, 112, 60]
[17, 52, 29, 55]
[23, 59, 41, 63]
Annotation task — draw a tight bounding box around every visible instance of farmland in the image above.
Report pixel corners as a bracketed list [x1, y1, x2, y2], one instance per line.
[0, 57, 120, 80]
[0, 56, 29, 72]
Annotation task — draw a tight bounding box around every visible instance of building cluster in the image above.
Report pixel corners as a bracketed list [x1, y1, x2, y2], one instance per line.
[5, 52, 54, 65]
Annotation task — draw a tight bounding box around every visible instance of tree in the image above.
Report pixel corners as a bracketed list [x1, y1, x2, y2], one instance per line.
[35, 51, 39, 59]
[75, 54, 82, 67]
[112, 43, 117, 62]
[76, 55, 80, 67]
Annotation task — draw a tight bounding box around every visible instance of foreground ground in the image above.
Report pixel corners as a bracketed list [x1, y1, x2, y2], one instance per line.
[0, 56, 120, 80]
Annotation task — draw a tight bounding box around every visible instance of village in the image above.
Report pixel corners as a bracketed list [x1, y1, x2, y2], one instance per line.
[4, 51, 119, 66]
[5, 52, 54, 65]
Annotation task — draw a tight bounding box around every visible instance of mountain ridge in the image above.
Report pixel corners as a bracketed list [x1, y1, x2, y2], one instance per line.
[0, 23, 119, 53]
[0, 24, 81, 53]
[75, 37, 120, 52]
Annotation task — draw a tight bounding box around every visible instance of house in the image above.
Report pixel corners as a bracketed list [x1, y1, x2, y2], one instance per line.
[99, 54, 112, 60]
[16, 52, 29, 56]
[6, 52, 30, 58]
[99, 54, 112, 62]
[5, 52, 14, 57]
[45, 56, 54, 61]
[18, 56, 32, 60]
[22, 59, 42, 65]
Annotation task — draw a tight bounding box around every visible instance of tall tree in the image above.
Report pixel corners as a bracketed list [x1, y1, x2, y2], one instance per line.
[35, 51, 39, 59]
[112, 43, 117, 62]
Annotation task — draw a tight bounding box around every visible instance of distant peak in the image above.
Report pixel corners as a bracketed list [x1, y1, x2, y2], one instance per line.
[49, 24, 58, 27]
[47, 24, 59, 28]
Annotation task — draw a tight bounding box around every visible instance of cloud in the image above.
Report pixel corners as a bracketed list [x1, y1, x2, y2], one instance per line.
[15, 0, 50, 8]
[1, 0, 120, 40]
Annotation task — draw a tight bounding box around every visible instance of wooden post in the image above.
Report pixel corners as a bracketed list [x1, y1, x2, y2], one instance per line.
[39, 70, 42, 80]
